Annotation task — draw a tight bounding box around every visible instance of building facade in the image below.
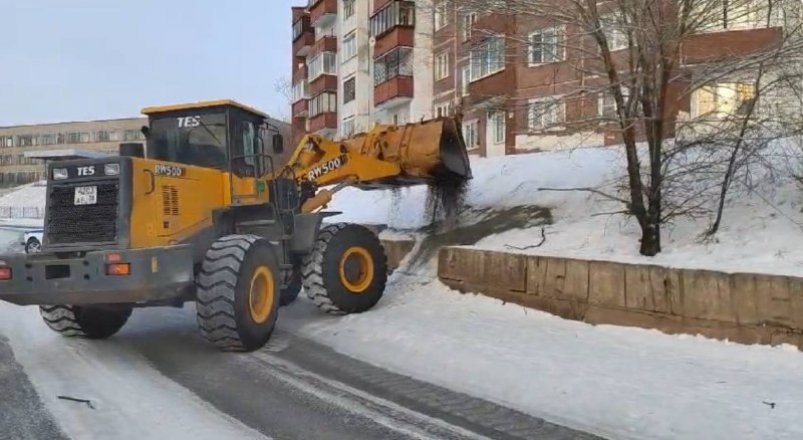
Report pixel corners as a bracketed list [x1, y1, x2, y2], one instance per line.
[291, 0, 435, 145]
[0, 118, 147, 187]
[292, 1, 791, 157]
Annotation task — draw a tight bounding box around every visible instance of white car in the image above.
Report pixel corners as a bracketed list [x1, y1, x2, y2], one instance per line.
[23, 229, 43, 254]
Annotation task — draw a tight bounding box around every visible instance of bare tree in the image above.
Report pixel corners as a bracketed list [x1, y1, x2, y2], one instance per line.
[437, 0, 803, 255]
[274, 76, 294, 122]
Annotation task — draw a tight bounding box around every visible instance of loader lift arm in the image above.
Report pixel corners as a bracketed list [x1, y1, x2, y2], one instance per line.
[281, 116, 472, 213]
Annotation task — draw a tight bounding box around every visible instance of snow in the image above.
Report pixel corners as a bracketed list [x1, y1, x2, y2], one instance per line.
[328, 143, 803, 276]
[0, 304, 265, 440]
[280, 272, 803, 440]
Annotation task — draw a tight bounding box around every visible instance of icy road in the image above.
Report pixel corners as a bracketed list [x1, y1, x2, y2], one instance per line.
[0, 300, 597, 440]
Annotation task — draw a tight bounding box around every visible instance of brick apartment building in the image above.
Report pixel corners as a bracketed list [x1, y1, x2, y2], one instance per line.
[0, 118, 146, 187]
[291, 1, 789, 157]
[291, 0, 435, 145]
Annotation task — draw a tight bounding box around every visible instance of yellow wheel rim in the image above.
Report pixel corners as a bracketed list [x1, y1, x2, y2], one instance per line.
[339, 247, 374, 294]
[249, 266, 275, 324]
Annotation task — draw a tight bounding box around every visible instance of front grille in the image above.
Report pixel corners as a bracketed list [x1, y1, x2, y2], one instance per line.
[46, 180, 119, 245]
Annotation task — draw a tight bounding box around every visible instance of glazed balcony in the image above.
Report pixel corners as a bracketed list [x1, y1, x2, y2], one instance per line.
[374, 27, 414, 58]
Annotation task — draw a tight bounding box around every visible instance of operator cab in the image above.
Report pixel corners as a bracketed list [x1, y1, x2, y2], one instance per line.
[140, 100, 285, 177]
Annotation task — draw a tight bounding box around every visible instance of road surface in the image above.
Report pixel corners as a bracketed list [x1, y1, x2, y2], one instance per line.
[0, 303, 602, 440]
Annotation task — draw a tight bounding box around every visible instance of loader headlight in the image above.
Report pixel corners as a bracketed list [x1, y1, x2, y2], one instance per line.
[52, 168, 68, 180]
[104, 163, 120, 176]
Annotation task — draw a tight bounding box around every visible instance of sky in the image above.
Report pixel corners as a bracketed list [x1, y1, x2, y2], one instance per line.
[0, 0, 308, 126]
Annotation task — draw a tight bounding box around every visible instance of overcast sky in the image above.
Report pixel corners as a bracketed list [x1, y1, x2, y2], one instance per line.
[0, 0, 307, 126]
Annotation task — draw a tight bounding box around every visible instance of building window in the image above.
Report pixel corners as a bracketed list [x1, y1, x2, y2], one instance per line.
[370, 1, 415, 37]
[693, 82, 756, 118]
[462, 12, 478, 41]
[698, 0, 783, 31]
[342, 116, 355, 137]
[374, 47, 413, 85]
[435, 102, 452, 118]
[435, 52, 450, 80]
[529, 26, 564, 65]
[343, 0, 355, 19]
[310, 92, 338, 117]
[600, 14, 628, 51]
[343, 76, 356, 103]
[528, 98, 565, 130]
[95, 131, 110, 142]
[342, 32, 357, 61]
[293, 79, 310, 102]
[461, 65, 471, 96]
[462, 119, 479, 149]
[0, 136, 12, 148]
[124, 130, 144, 141]
[434, 1, 449, 31]
[470, 37, 505, 81]
[489, 111, 505, 144]
[292, 19, 305, 41]
[17, 135, 39, 147]
[110, 131, 122, 141]
[598, 87, 632, 120]
[308, 52, 337, 80]
[40, 134, 55, 145]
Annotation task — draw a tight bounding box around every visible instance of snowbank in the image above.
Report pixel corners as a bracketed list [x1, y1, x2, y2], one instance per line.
[329, 144, 803, 276]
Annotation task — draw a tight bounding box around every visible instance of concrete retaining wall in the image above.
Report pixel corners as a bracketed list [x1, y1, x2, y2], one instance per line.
[438, 247, 803, 349]
[380, 239, 415, 270]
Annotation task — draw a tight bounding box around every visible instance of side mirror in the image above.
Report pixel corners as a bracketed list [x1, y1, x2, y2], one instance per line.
[140, 126, 151, 139]
[272, 134, 284, 154]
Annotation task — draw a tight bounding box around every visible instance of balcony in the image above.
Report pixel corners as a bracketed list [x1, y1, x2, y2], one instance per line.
[374, 76, 414, 107]
[310, 74, 337, 96]
[292, 64, 308, 84]
[309, 112, 338, 133]
[311, 35, 338, 57]
[309, 0, 337, 28]
[293, 27, 314, 57]
[681, 27, 782, 65]
[292, 99, 309, 118]
[374, 27, 414, 58]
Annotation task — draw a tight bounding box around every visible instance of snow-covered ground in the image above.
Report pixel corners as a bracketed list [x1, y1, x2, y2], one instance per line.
[330, 144, 803, 276]
[282, 272, 803, 440]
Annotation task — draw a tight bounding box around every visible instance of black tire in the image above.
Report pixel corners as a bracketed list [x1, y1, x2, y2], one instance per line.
[25, 237, 41, 254]
[280, 263, 302, 306]
[196, 235, 281, 352]
[39, 305, 132, 339]
[301, 223, 388, 315]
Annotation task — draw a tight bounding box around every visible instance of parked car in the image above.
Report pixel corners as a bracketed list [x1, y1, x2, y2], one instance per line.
[23, 229, 43, 254]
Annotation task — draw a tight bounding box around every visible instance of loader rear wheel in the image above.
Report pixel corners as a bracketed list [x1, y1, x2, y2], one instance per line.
[39, 305, 132, 339]
[301, 223, 387, 315]
[196, 235, 281, 352]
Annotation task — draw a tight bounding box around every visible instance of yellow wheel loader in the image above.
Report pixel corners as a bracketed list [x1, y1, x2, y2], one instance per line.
[0, 100, 471, 351]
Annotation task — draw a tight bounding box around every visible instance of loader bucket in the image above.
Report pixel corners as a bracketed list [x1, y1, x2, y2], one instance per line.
[394, 117, 473, 183]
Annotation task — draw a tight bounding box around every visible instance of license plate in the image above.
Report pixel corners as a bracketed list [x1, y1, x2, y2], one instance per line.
[74, 186, 97, 205]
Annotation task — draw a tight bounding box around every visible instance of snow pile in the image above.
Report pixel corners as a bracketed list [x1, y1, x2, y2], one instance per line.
[329, 144, 803, 276]
[0, 180, 47, 223]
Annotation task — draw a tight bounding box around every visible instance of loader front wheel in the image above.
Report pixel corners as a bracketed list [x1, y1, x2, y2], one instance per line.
[301, 223, 387, 315]
[39, 305, 132, 339]
[196, 235, 280, 352]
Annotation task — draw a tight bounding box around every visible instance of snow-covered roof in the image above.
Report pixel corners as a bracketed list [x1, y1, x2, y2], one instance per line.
[24, 149, 112, 161]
